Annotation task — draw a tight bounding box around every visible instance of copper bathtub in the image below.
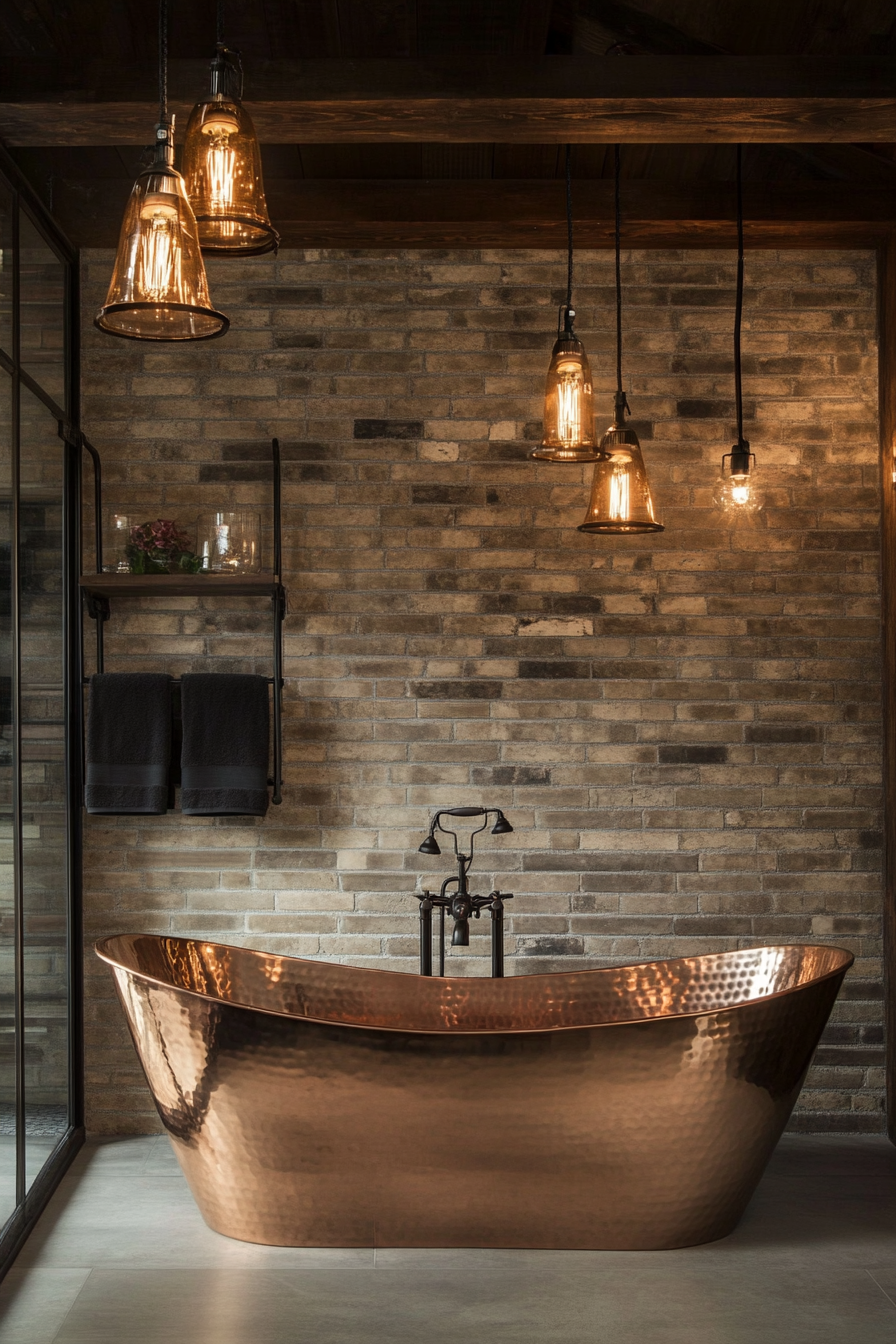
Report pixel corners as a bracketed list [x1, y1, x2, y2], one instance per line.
[96, 934, 852, 1250]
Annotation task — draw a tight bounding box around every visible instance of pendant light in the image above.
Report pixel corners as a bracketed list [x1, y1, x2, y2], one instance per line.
[714, 146, 761, 513]
[182, 3, 280, 256]
[531, 146, 601, 463]
[95, 0, 228, 341]
[579, 146, 663, 534]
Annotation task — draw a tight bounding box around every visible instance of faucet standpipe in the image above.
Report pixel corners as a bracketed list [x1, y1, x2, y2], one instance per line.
[414, 888, 513, 978]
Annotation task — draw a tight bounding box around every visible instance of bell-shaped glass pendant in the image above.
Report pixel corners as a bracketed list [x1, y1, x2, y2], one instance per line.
[715, 444, 762, 513]
[531, 324, 601, 462]
[182, 47, 279, 256]
[578, 402, 663, 534]
[96, 122, 229, 341]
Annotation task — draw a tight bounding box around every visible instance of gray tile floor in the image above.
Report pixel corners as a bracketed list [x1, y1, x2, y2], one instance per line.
[0, 1134, 894, 1343]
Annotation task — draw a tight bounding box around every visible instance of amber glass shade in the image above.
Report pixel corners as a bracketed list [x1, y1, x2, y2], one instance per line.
[578, 424, 663, 534]
[531, 334, 602, 463]
[95, 160, 228, 341]
[182, 95, 279, 255]
[714, 449, 762, 513]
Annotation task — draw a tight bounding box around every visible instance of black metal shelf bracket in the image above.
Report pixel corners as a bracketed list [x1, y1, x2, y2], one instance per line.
[79, 435, 286, 806]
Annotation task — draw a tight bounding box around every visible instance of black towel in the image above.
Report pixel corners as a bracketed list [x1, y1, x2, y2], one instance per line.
[180, 674, 270, 816]
[86, 673, 172, 814]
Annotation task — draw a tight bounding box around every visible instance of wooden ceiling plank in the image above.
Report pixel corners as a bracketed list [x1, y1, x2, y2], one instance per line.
[2, 57, 894, 146]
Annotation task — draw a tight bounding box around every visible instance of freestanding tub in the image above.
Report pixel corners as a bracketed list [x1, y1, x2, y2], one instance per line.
[96, 934, 852, 1250]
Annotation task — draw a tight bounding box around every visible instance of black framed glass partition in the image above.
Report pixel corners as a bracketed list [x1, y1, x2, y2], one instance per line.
[0, 145, 82, 1278]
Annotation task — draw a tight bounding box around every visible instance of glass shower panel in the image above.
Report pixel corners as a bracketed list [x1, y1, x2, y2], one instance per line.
[18, 213, 65, 407]
[0, 182, 11, 362]
[18, 384, 68, 1184]
[0, 371, 14, 1228]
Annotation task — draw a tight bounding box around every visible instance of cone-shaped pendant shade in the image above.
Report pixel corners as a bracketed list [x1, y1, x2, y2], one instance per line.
[96, 129, 229, 341]
[578, 415, 663, 534]
[531, 332, 602, 462]
[182, 51, 279, 256]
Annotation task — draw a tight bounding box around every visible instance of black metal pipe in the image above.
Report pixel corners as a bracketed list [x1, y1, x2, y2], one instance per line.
[80, 436, 103, 574]
[419, 893, 433, 976]
[491, 897, 505, 978]
[439, 905, 445, 977]
[271, 438, 283, 805]
[271, 587, 284, 805]
[10, 191, 25, 1210]
[272, 437, 281, 579]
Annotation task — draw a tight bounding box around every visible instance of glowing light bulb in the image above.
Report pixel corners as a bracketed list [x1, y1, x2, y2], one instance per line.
[556, 366, 584, 447]
[608, 465, 631, 521]
[730, 476, 752, 506]
[138, 193, 182, 302]
[202, 113, 240, 217]
[714, 449, 762, 514]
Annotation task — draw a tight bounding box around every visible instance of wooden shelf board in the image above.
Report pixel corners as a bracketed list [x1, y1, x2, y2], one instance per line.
[79, 572, 282, 598]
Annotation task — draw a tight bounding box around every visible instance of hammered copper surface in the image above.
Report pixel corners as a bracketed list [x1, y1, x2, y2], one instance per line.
[95, 935, 853, 1250]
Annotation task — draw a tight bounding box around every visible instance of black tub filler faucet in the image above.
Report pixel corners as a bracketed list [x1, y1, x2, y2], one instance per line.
[414, 807, 514, 978]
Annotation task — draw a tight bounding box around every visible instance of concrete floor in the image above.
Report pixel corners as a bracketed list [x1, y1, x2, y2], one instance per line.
[0, 1135, 894, 1343]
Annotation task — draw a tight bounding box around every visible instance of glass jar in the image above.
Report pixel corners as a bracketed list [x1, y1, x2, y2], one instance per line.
[102, 511, 132, 572]
[198, 510, 262, 573]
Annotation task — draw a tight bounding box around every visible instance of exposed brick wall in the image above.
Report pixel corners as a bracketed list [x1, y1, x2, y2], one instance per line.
[80, 247, 884, 1134]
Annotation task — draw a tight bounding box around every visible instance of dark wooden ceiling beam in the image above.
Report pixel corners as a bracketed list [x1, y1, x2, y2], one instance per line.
[50, 177, 896, 249]
[2, 57, 894, 145]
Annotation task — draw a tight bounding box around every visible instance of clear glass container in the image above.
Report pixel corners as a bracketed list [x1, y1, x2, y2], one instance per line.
[199, 510, 262, 573]
[530, 332, 600, 463]
[578, 422, 663, 535]
[102, 511, 133, 572]
[95, 127, 228, 342]
[182, 94, 278, 256]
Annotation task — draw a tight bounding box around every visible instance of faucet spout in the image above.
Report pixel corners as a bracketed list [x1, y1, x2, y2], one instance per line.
[450, 893, 472, 945]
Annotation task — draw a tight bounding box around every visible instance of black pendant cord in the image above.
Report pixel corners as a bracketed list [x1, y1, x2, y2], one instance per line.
[565, 144, 573, 314]
[213, 0, 243, 100]
[734, 143, 746, 448]
[159, 0, 168, 125]
[613, 145, 629, 422]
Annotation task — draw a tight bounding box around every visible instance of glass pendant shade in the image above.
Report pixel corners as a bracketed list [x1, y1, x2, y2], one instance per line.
[95, 130, 229, 341]
[182, 51, 279, 256]
[578, 416, 663, 534]
[531, 332, 601, 462]
[715, 445, 762, 513]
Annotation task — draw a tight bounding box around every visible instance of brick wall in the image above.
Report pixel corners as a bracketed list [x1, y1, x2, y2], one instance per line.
[80, 247, 885, 1134]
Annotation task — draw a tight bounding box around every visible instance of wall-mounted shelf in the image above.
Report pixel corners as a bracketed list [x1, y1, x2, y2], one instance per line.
[78, 437, 285, 805]
[79, 572, 283, 599]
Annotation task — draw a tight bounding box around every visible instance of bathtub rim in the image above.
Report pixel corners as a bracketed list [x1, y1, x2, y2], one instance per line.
[95, 934, 854, 1037]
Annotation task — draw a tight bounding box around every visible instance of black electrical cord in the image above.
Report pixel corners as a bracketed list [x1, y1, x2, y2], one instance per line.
[613, 145, 629, 420]
[614, 145, 622, 395]
[565, 144, 573, 313]
[734, 143, 745, 447]
[158, 0, 168, 125]
[217, 0, 225, 47]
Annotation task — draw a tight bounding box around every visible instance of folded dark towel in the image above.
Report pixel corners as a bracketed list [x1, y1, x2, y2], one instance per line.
[180, 673, 270, 816]
[86, 673, 172, 814]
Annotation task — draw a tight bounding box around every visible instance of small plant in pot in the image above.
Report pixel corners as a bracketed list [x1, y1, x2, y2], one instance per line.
[127, 520, 203, 575]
